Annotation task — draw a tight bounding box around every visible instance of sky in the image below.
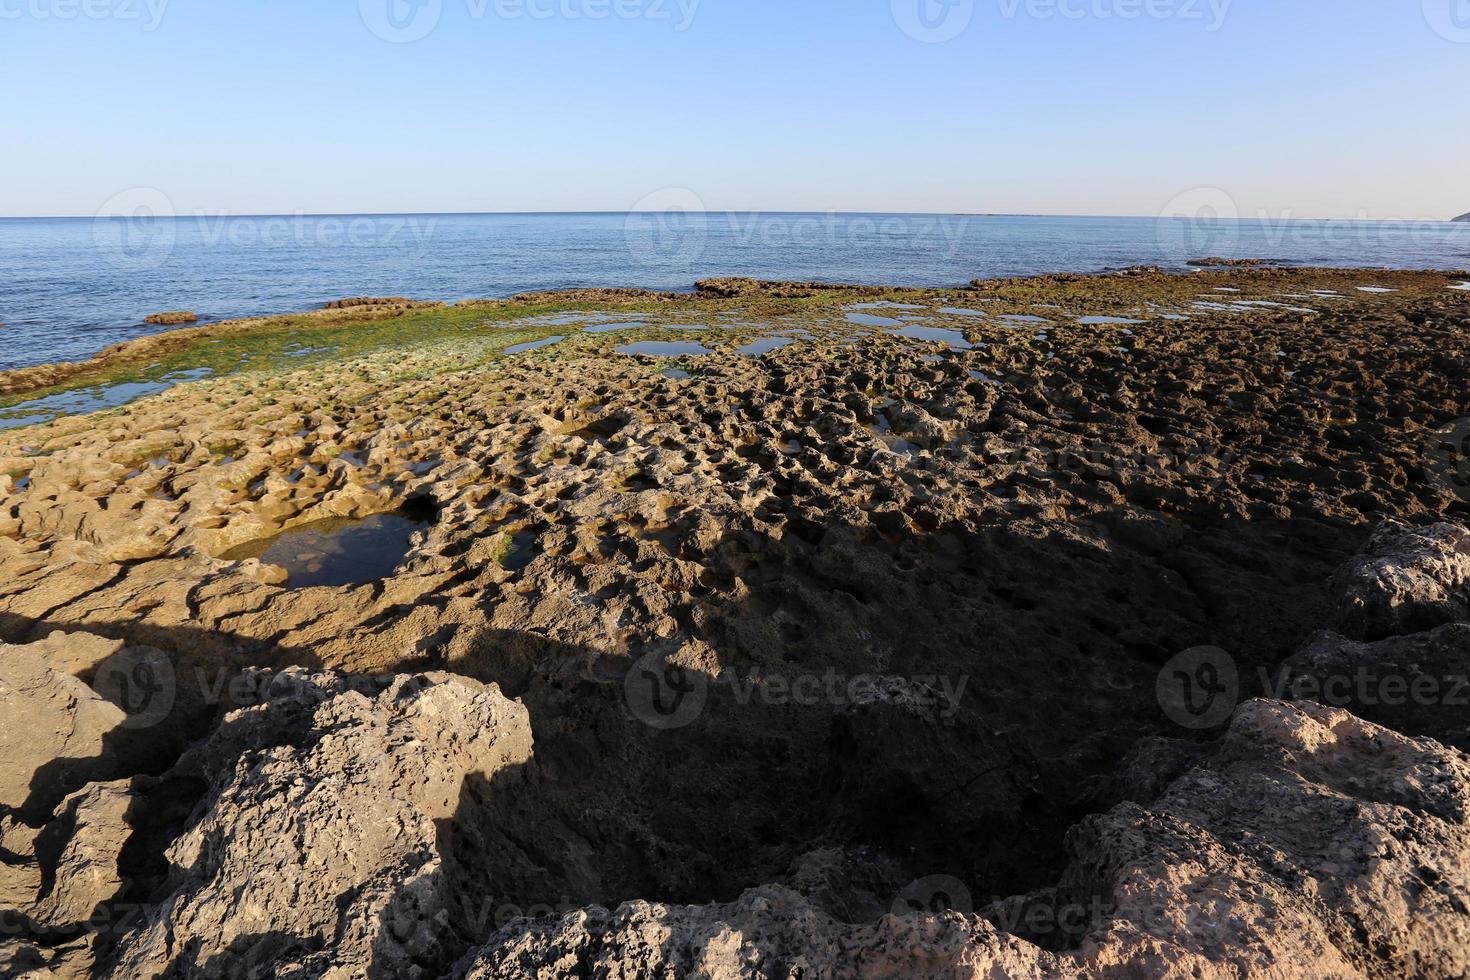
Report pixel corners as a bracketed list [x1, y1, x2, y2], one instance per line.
[3, 0, 1467, 219]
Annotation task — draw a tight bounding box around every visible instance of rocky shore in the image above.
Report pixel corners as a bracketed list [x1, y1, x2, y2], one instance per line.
[1, 267, 1469, 978]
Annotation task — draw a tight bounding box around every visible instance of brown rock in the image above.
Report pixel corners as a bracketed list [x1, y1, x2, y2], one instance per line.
[1332, 522, 1470, 641]
[454, 700, 1470, 980]
[0, 637, 126, 814]
[323, 297, 414, 310]
[142, 311, 197, 325]
[108, 669, 533, 979]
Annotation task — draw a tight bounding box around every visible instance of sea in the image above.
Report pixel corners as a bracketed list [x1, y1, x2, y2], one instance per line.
[2, 211, 1467, 372]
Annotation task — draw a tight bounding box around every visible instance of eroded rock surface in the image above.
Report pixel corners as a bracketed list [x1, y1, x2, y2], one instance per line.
[0, 635, 126, 815]
[1, 270, 1468, 977]
[1332, 522, 1470, 641]
[453, 699, 1470, 980]
[105, 669, 532, 979]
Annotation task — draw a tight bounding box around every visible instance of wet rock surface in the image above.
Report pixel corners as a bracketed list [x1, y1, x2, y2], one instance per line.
[141, 313, 197, 327]
[1, 268, 1468, 977]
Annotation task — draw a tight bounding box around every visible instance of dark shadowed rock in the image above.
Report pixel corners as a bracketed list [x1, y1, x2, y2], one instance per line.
[1331, 522, 1470, 641]
[1280, 625, 1470, 749]
[451, 699, 1470, 980]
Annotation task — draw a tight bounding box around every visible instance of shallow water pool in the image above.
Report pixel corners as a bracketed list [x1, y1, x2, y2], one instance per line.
[0, 368, 215, 431]
[896, 325, 972, 350]
[615, 341, 712, 357]
[583, 321, 651, 334]
[221, 503, 434, 588]
[504, 336, 566, 355]
[736, 336, 796, 357]
[847, 313, 904, 328]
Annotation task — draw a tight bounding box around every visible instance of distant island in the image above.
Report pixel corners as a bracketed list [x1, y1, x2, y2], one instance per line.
[1455, 212, 1470, 222]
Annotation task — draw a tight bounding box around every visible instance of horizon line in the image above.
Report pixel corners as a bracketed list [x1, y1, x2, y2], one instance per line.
[4, 209, 1467, 223]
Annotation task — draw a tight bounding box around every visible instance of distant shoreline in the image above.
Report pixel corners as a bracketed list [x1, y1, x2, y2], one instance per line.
[4, 265, 1468, 424]
[7, 210, 1470, 224]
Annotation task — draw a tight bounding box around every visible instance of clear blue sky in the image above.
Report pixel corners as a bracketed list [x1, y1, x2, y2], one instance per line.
[4, 0, 1466, 219]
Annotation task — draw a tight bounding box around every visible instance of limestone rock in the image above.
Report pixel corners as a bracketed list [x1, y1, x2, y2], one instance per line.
[1332, 522, 1470, 641]
[1280, 624, 1470, 749]
[0, 637, 126, 815]
[29, 779, 139, 928]
[108, 669, 533, 979]
[453, 700, 1470, 980]
[143, 312, 198, 326]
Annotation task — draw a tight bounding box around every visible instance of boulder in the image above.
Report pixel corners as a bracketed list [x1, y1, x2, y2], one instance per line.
[142, 312, 197, 326]
[1279, 625, 1470, 749]
[108, 669, 533, 980]
[1332, 522, 1470, 641]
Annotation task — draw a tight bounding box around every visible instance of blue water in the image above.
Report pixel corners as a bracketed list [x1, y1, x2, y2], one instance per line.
[1, 212, 1467, 372]
[0, 368, 214, 431]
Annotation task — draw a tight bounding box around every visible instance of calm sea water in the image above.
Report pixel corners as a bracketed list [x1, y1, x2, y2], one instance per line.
[2, 212, 1467, 372]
